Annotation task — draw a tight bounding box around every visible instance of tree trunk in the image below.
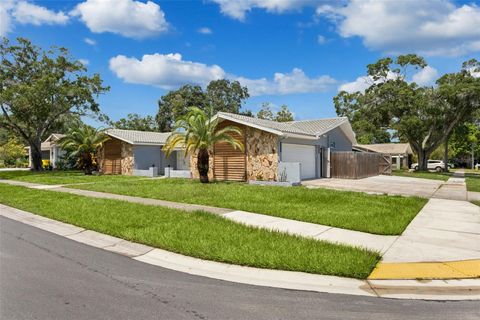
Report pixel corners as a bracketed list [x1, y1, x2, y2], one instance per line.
[417, 149, 428, 171]
[29, 140, 43, 171]
[83, 152, 93, 175]
[443, 139, 449, 173]
[197, 148, 210, 183]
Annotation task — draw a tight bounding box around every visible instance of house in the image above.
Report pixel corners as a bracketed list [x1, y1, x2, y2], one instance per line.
[98, 129, 190, 177]
[27, 133, 66, 168]
[97, 112, 357, 182]
[354, 143, 413, 169]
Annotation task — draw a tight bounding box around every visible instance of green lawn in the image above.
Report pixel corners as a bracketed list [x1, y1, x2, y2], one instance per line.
[465, 173, 480, 192]
[0, 184, 380, 279]
[392, 170, 451, 181]
[71, 178, 427, 235]
[0, 170, 143, 185]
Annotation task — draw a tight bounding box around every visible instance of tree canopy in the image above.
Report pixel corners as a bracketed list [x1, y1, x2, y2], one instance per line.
[0, 37, 109, 170]
[110, 113, 159, 131]
[156, 79, 250, 132]
[257, 102, 294, 122]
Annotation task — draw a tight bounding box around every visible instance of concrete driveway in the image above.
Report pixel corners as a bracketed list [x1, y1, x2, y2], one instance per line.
[303, 175, 443, 198]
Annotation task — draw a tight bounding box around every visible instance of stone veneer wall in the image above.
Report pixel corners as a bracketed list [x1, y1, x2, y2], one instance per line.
[245, 127, 278, 181]
[121, 142, 134, 175]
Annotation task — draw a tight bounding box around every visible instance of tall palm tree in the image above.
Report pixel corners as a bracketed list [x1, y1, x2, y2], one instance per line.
[59, 125, 109, 175]
[163, 107, 244, 183]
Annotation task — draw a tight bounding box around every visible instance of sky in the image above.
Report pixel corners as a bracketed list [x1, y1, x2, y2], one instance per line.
[1, 0, 479, 125]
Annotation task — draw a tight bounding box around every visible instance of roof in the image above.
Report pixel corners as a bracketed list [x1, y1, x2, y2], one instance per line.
[106, 129, 171, 145]
[214, 112, 354, 142]
[354, 143, 413, 155]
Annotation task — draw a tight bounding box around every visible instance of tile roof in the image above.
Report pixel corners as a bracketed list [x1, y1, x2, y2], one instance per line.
[216, 112, 348, 137]
[106, 129, 171, 145]
[355, 143, 413, 155]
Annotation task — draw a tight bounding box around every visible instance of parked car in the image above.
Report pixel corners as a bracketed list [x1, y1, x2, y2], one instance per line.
[411, 160, 445, 172]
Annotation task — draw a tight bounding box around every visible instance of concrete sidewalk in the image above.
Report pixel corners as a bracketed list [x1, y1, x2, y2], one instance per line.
[432, 171, 467, 201]
[1, 204, 478, 301]
[0, 179, 397, 253]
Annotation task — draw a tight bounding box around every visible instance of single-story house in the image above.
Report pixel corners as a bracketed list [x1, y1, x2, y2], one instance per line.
[99, 112, 357, 182]
[98, 129, 190, 177]
[353, 143, 413, 169]
[27, 133, 66, 168]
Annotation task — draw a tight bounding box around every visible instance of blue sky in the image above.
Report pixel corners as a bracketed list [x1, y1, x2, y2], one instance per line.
[2, 0, 479, 125]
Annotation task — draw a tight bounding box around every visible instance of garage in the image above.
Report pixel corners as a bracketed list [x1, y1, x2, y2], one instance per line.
[281, 143, 317, 180]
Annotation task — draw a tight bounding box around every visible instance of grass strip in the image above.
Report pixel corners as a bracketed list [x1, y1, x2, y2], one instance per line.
[73, 178, 427, 235]
[392, 170, 451, 181]
[0, 184, 380, 279]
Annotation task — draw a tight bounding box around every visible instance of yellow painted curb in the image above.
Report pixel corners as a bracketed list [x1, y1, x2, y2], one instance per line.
[368, 260, 480, 280]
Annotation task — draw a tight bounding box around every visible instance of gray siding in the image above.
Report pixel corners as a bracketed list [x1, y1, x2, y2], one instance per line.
[133, 145, 162, 170]
[326, 126, 352, 151]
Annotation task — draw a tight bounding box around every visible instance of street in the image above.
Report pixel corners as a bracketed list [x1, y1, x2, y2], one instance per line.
[1, 216, 479, 320]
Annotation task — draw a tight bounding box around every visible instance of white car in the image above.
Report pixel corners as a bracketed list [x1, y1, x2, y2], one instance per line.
[411, 160, 445, 172]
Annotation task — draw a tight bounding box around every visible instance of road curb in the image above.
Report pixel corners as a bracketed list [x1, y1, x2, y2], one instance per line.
[1, 204, 479, 301]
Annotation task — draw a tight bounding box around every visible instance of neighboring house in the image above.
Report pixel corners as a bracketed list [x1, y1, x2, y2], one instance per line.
[98, 112, 357, 182]
[354, 143, 413, 169]
[98, 129, 190, 176]
[27, 133, 66, 168]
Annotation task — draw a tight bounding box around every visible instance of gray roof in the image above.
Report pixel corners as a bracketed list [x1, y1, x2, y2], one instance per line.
[106, 129, 171, 145]
[355, 143, 413, 155]
[216, 112, 348, 137]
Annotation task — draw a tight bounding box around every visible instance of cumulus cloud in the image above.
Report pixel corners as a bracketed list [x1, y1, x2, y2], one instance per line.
[318, 0, 480, 56]
[78, 59, 90, 66]
[71, 0, 169, 39]
[339, 67, 439, 93]
[109, 53, 226, 89]
[211, 0, 319, 21]
[13, 1, 69, 25]
[411, 66, 438, 86]
[198, 27, 212, 34]
[237, 68, 336, 96]
[0, 0, 68, 36]
[84, 37, 96, 46]
[109, 53, 337, 95]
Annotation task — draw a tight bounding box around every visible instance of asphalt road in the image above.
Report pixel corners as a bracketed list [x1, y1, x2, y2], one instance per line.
[1, 216, 479, 320]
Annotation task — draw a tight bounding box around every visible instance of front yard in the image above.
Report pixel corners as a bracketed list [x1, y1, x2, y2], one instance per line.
[0, 184, 380, 279]
[392, 169, 451, 181]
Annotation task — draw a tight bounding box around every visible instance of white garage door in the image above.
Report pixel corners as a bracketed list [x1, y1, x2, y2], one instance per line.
[281, 143, 317, 180]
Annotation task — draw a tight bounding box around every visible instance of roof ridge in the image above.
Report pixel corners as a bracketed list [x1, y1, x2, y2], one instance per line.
[290, 116, 347, 123]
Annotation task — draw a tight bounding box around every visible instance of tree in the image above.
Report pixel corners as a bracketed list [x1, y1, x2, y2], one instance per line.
[257, 102, 274, 120]
[449, 121, 480, 168]
[58, 125, 109, 175]
[110, 113, 159, 131]
[0, 137, 26, 166]
[155, 80, 250, 131]
[156, 84, 206, 132]
[275, 105, 294, 122]
[163, 107, 244, 183]
[0, 37, 109, 171]
[334, 55, 480, 171]
[206, 79, 250, 114]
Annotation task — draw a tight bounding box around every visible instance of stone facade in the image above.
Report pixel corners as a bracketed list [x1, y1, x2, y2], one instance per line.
[189, 150, 214, 181]
[121, 142, 134, 175]
[245, 127, 278, 181]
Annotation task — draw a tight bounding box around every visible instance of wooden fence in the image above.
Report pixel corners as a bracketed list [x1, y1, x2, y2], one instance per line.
[330, 152, 391, 179]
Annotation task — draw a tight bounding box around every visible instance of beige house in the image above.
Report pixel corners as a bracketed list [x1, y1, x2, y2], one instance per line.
[27, 133, 66, 168]
[354, 143, 413, 169]
[99, 112, 357, 183]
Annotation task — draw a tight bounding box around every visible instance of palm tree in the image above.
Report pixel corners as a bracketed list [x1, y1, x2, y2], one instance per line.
[59, 125, 109, 175]
[163, 107, 244, 183]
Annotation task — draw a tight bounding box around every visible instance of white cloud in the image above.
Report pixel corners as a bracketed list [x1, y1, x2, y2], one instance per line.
[198, 27, 212, 34]
[84, 37, 96, 46]
[339, 67, 439, 93]
[0, 0, 68, 36]
[317, 35, 326, 44]
[237, 68, 336, 96]
[72, 0, 169, 39]
[109, 53, 226, 89]
[411, 66, 438, 86]
[13, 1, 69, 26]
[78, 58, 90, 66]
[318, 0, 480, 57]
[211, 0, 319, 21]
[109, 53, 337, 95]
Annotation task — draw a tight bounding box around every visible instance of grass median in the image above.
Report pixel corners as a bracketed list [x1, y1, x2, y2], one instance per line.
[392, 170, 451, 181]
[71, 178, 427, 235]
[0, 184, 380, 279]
